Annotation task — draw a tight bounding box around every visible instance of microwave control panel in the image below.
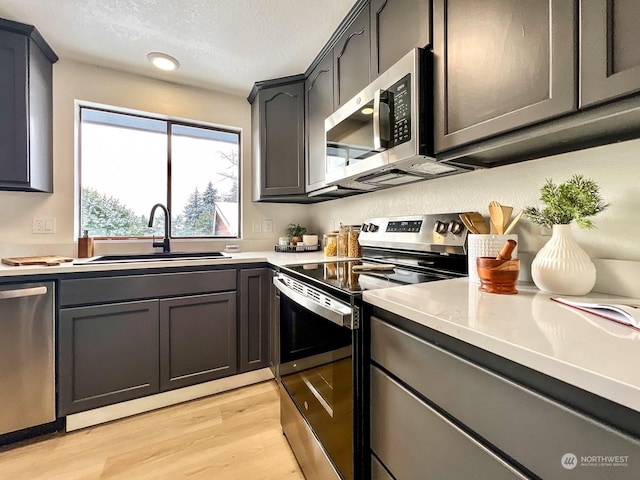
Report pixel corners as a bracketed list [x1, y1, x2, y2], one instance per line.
[390, 74, 411, 147]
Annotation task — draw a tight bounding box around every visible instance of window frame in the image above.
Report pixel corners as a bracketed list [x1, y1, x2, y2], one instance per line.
[76, 103, 242, 240]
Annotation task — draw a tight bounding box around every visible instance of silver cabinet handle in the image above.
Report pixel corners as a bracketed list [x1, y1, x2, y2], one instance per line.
[0, 286, 48, 300]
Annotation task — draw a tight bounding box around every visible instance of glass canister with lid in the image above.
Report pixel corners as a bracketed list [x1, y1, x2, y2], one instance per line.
[323, 232, 338, 256]
[347, 224, 362, 257]
[337, 223, 349, 257]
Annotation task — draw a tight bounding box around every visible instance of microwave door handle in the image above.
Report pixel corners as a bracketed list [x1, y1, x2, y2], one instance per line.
[373, 89, 383, 151]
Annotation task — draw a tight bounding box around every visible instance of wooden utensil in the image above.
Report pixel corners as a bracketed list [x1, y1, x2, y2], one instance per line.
[459, 213, 479, 234]
[351, 264, 396, 272]
[503, 209, 524, 235]
[488, 201, 503, 234]
[499, 205, 513, 234]
[467, 212, 489, 234]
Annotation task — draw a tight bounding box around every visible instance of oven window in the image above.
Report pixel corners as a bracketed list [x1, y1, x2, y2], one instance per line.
[280, 295, 351, 364]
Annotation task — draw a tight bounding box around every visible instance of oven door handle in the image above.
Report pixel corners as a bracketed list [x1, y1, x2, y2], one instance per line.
[273, 275, 357, 329]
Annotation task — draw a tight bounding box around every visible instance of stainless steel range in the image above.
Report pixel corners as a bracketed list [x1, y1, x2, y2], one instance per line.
[273, 214, 473, 480]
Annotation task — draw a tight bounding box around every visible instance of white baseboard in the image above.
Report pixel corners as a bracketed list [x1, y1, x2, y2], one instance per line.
[65, 368, 274, 432]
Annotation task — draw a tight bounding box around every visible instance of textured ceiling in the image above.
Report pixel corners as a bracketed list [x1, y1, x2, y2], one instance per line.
[0, 0, 357, 96]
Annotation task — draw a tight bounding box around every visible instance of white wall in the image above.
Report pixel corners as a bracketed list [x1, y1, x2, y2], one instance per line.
[310, 138, 640, 262]
[0, 59, 311, 257]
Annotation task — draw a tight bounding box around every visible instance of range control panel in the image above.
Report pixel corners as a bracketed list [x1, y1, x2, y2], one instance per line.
[385, 220, 422, 233]
[359, 214, 477, 254]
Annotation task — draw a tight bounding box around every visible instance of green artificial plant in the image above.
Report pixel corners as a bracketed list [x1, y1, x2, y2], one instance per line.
[524, 174, 609, 229]
[286, 223, 307, 238]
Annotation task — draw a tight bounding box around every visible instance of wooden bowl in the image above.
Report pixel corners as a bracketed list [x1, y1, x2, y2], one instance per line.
[476, 257, 520, 294]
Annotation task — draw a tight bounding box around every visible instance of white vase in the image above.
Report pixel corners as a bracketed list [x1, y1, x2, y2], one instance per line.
[531, 224, 596, 296]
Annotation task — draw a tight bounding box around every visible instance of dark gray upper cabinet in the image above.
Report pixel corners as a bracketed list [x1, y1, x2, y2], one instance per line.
[305, 52, 334, 193]
[334, 3, 371, 107]
[580, 0, 640, 108]
[0, 19, 57, 192]
[239, 268, 270, 372]
[433, 0, 576, 152]
[370, 0, 431, 78]
[250, 79, 306, 201]
[59, 300, 160, 415]
[160, 293, 237, 390]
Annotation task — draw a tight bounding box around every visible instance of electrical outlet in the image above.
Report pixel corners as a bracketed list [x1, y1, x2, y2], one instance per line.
[252, 219, 262, 233]
[33, 217, 56, 234]
[329, 219, 336, 231]
[264, 219, 273, 233]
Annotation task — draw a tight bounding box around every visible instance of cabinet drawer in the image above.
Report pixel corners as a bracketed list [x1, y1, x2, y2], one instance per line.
[60, 269, 236, 306]
[371, 317, 640, 479]
[371, 454, 394, 480]
[370, 366, 526, 480]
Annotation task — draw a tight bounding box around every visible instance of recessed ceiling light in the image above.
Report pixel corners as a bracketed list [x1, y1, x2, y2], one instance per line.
[147, 52, 180, 71]
[361, 107, 374, 115]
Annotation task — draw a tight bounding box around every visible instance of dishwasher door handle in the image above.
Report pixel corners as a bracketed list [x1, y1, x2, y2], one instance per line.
[0, 286, 48, 300]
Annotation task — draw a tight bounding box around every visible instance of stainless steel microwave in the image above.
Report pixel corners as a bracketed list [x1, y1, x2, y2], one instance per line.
[325, 48, 467, 191]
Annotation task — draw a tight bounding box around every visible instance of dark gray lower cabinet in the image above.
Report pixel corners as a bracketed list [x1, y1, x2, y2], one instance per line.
[160, 293, 237, 390]
[239, 268, 270, 372]
[59, 300, 160, 415]
[370, 366, 526, 479]
[369, 315, 640, 479]
[58, 269, 242, 416]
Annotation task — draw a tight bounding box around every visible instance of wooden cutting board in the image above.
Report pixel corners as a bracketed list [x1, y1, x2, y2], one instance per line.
[2, 255, 74, 266]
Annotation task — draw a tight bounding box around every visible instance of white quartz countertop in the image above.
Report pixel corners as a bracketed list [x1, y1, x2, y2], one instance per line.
[0, 250, 334, 277]
[364, 278, 640, 413]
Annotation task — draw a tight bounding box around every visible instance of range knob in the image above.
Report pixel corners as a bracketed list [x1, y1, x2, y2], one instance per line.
[361, 223, 369, 232]
[434, 221, 448, 234]
[368, 223, 379, 233]
[448, 220, 464, 235]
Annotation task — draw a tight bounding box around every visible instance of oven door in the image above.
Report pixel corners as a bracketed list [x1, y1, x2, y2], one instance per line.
[274, 274, 356, 480]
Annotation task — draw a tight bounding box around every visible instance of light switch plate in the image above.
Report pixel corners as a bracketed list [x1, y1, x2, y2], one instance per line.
[33, 217, 56, 234]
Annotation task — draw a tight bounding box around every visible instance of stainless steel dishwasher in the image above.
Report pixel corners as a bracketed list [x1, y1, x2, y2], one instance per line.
[0, 282, 56, 435]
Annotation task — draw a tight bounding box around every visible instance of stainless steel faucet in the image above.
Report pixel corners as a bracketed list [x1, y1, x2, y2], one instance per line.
[148, 203, 171, 253]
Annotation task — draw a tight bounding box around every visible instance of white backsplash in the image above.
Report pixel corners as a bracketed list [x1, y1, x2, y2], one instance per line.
[309, 138, 640, 296]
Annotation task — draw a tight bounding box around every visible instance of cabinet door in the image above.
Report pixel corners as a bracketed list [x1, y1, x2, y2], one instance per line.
[370, 0, 430, 78]
[580, 0, 640, 107]
[433, 0, 576, 152]
[305, 52, 334, 192]
[0, 30, 28, 187]
[334, 4, 371, 107]
[256, 82, 305, 197]
[59, 300, 160, 415]
[239, 268, 270, 372]
[160, 292, 237, 390]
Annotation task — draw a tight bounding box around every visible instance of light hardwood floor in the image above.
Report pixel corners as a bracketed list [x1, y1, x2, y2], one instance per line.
[0, 380, 304, 480]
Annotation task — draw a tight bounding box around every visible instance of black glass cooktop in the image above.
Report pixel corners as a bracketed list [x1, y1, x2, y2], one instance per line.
[282, 260, 458, 294]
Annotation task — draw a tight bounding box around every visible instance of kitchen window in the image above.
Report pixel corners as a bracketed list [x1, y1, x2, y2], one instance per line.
[79, 106, 240, 239]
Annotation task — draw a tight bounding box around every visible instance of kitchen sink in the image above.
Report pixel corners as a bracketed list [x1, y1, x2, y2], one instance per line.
[76, 251, 229, 264]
